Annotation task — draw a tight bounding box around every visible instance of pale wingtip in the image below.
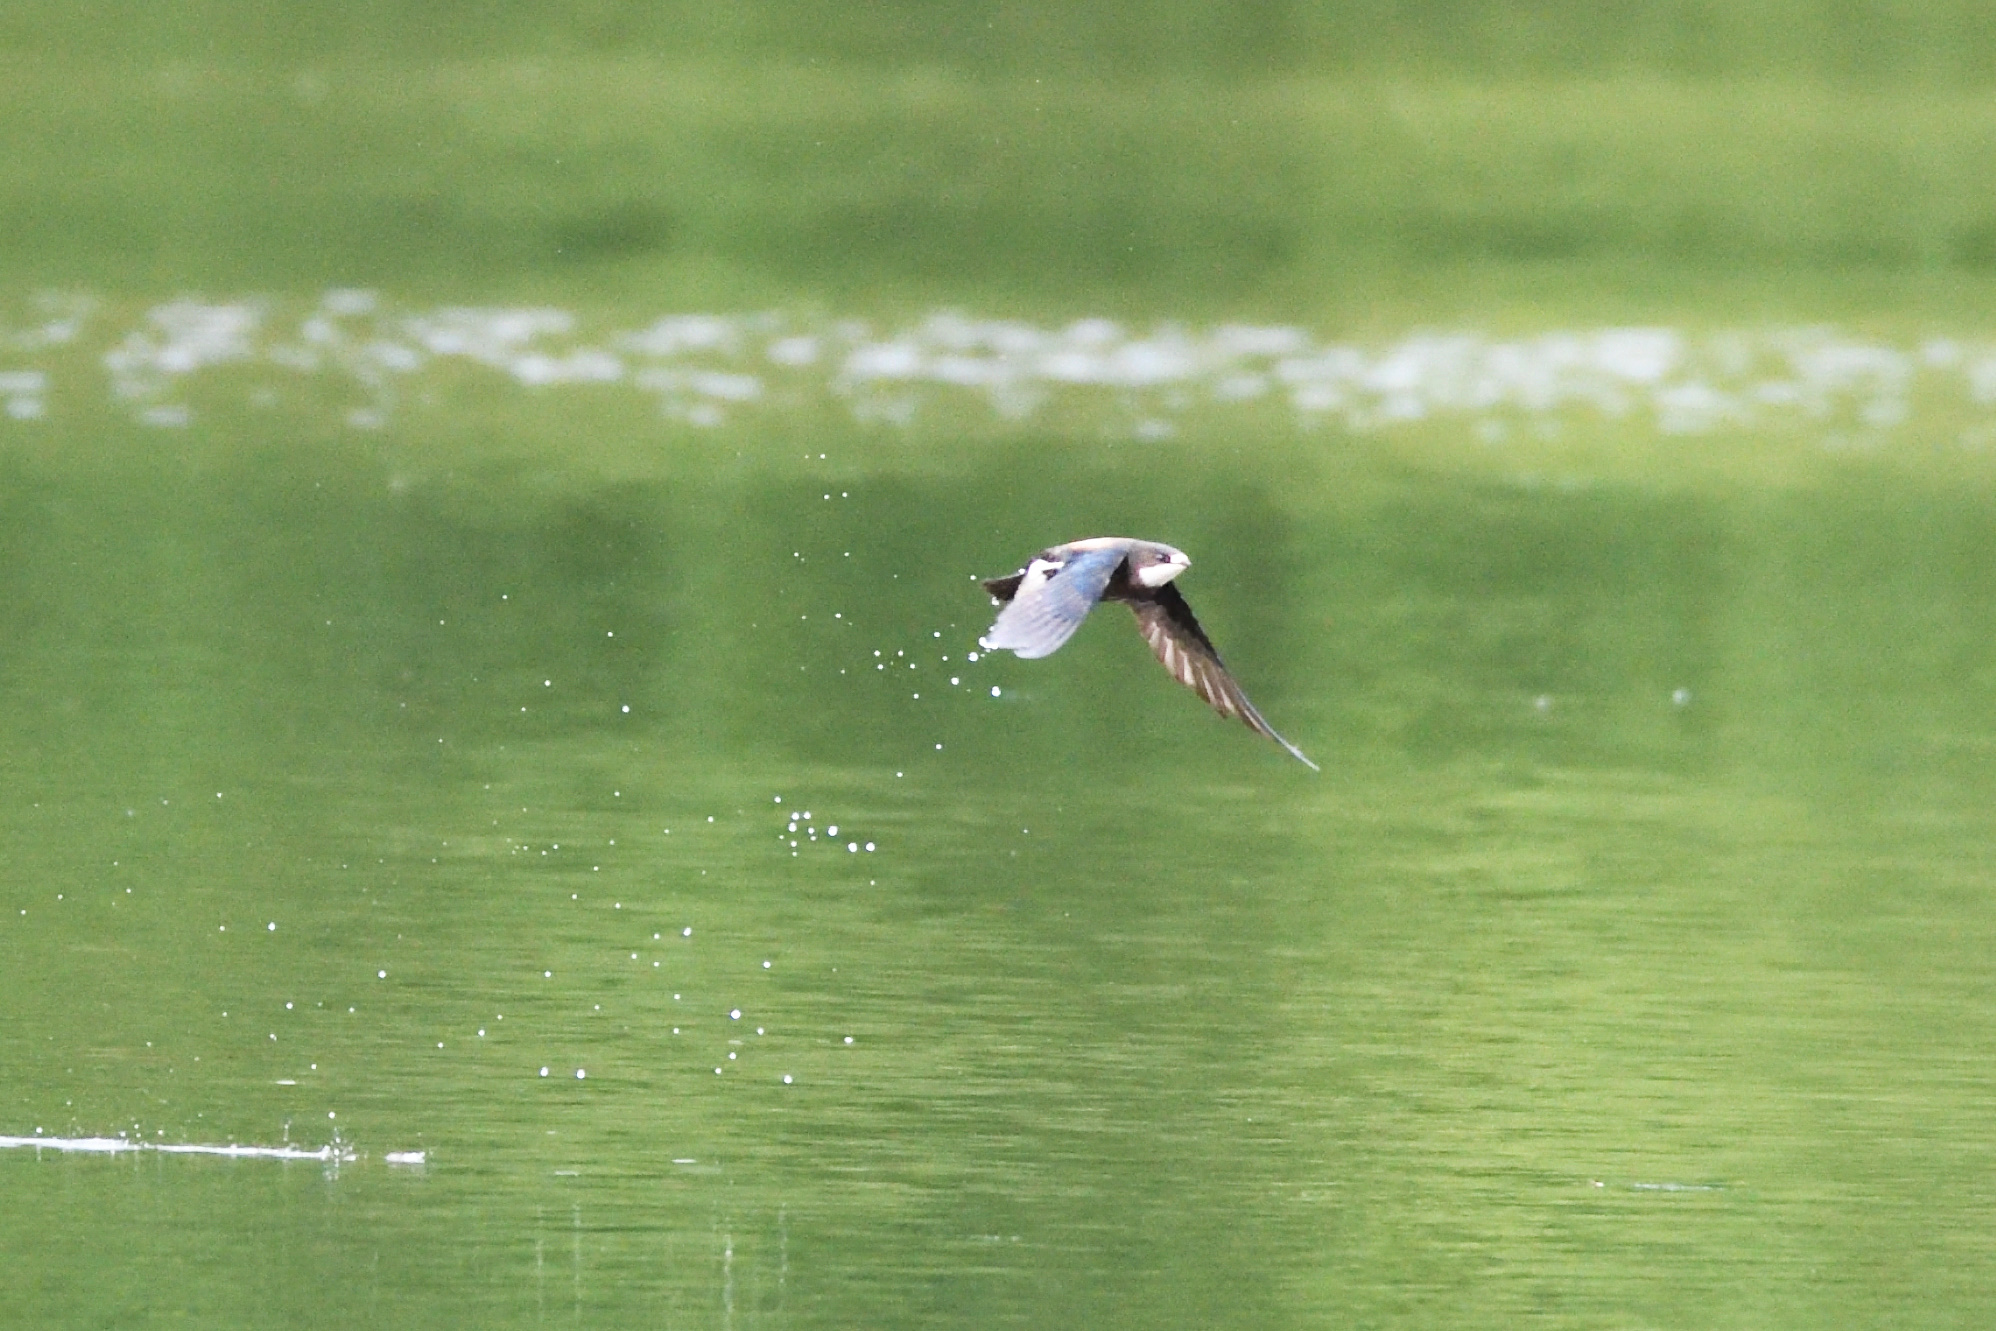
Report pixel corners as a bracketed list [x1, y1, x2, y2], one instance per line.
[1238, 694, 1320, 771]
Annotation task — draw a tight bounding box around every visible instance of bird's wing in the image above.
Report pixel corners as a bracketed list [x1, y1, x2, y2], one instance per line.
[979, 547, 1126, 659]
[981, 571, 1026, 604]
[1130, 584, 1319, 770]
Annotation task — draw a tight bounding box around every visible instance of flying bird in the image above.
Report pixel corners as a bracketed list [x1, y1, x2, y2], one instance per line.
[978, 536, 1318, 770]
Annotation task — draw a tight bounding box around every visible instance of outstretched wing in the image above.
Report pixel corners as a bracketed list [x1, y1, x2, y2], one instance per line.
[1130, 584, 1319, 770]
[979, 547, 1126, 660]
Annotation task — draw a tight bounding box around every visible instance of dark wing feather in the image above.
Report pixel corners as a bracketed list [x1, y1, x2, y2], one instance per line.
[982, 571, 1026, 603]
[1130, 584, 1319, 770]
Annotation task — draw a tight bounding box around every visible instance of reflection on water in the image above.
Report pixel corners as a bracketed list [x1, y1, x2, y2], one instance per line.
[4, 308, 1996, 1326]
[4, 292, 1994, 445]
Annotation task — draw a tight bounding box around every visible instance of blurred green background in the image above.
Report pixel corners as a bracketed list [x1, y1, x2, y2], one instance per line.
[8, 5, 1996, 1329]
[6, 0, 1996, 317]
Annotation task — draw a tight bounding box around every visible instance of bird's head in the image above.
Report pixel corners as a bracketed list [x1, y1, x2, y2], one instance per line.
[1131, 542, 1191, 588]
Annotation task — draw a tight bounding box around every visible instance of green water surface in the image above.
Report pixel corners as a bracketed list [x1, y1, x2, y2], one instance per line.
[4, 399, 1996, 1327]
[8, 7, 1996, 1325]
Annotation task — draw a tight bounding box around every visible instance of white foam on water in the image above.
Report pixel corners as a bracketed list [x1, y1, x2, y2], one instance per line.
[0, 1133, 355, 1162]
[8, 293, 1994, 444]
[0, 1133, 422, 1166]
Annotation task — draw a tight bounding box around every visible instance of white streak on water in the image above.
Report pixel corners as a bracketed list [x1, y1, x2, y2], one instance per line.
[6, 293, 1994, 442]
[0, 1133, 368, 1163]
